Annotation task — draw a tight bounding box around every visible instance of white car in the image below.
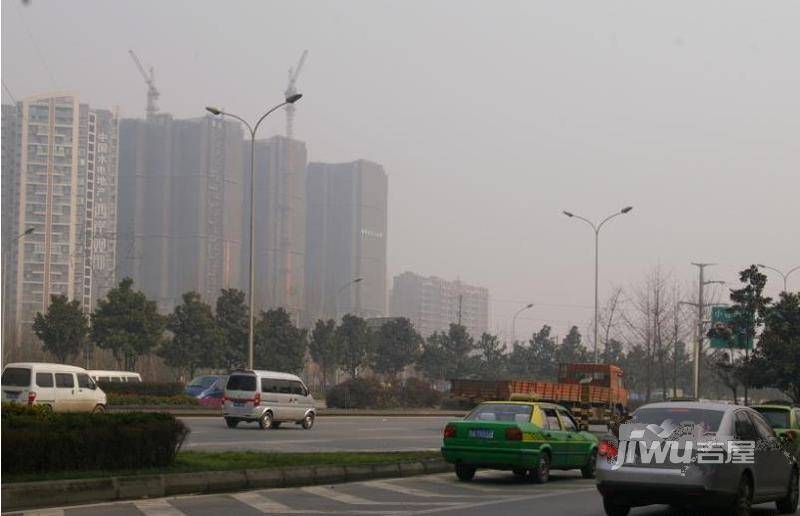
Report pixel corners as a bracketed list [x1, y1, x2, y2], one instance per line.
[1, 362, 107, 413]
[88, 370, 143, 383]
[223, 369, 315, 430]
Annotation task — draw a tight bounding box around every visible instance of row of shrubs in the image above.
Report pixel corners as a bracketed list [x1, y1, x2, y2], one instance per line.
[106, 393, 200, 406]
[97, 382, 185, 397]
[1, 404, 189, 474]
[325, 378, 442, 409]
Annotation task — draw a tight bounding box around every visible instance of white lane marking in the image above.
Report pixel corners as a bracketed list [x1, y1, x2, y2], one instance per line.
[133, 499, 186, 515]
[301, 486, 460, 507]
[366, 480, 473, 499]
[230, 491, 301, 513]
[22, 510, 64, 516]
[407, 487, 597, 515]
[423, 475, 528, 493]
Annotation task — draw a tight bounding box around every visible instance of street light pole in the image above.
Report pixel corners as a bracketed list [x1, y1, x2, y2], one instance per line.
[334, 278, 363, 321]
[206, 94, 302, 370]
[2, 227, 35, 364]
[757, 264, 800, 293]
[511, 303, 534, 344]
[563, 207, 633, 364]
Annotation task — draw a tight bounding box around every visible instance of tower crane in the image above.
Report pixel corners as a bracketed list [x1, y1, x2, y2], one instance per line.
[284, 50, 308, 139]
[128, 49, 160, 120]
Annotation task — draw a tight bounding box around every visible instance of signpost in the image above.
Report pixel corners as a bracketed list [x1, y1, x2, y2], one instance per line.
[709, 306, 753, 350]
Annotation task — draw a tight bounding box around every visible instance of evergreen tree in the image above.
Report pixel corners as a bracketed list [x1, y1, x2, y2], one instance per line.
[32, 295, 89, 364]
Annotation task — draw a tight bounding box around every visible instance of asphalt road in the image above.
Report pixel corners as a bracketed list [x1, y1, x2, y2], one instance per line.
[8, 471, 796, 515]
[181, 416, 455, 452]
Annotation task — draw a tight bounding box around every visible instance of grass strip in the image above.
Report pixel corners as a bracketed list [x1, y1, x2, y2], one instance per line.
[4, 450, 441, 483]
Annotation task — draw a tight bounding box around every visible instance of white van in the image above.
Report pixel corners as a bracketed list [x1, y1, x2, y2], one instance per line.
[88, 370, 143, 383]
[223, 370, 315, 430]
[1, 362, 107, 413]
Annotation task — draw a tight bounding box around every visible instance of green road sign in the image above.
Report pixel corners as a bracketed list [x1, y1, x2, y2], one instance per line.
[709, 306, 753, 350]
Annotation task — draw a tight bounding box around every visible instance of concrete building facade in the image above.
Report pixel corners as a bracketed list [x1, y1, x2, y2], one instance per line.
[1, 93, 119, 358]
[390, 272, 489, 340]
[305, 160, 388, 324]
[116, 114, 243, 311]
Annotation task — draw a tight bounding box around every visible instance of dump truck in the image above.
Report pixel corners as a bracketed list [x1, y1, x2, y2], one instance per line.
[449, 363, 629, 427]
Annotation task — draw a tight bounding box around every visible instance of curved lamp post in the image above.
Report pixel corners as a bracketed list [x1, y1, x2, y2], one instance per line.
[335, 278, 363, 320]
[205, 93, 303, 369]
[511, 303, 534, 344]
[563, 206, 633, 364]
[757, 264, 800, 293]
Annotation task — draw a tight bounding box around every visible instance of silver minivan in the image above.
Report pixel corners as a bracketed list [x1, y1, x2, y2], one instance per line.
[223, 369, 315, 430]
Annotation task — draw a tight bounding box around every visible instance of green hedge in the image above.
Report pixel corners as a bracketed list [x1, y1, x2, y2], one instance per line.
[326, 378, 442, 409]
[1, 404, 189, 474]
[97, 382, 184, 397]
[107, 393, 200, 406]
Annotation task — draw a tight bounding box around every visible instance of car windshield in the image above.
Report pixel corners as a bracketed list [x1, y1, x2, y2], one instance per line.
[188, 376, 217, 388]
[465, 404, 532, 422]
[754, 408, 790, 429]
[2, 368, 31, 387]
[631, 407, 725, 433]
[226, 375, 256, 391]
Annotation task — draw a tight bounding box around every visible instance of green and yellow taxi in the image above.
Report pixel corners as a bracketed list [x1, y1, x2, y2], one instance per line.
[441, 400, 598, 482]
[752, 403, 800, 458]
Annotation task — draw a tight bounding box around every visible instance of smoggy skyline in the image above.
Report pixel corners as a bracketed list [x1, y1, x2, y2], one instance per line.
[3, 0, 798, 341]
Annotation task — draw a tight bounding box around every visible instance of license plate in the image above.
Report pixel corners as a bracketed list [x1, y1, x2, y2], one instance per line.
[469, 429, 494, 439]
[234, 401, 244, 407]
[4, 391, 20, 399]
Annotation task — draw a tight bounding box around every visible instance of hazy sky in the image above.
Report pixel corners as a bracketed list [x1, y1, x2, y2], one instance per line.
[3, 0, 798, 342]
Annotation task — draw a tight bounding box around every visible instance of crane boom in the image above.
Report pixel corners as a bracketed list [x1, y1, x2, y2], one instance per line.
[128, 49, 159, 120]
[288, 49, 308, 88]
[284, 50, 308, 139]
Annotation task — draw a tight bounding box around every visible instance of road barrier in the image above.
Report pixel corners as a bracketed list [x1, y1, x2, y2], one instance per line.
[2, 458, 450, 511]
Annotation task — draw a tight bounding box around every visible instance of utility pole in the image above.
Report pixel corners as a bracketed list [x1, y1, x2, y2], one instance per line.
[680, 263, 724, 400]
[457, 294, 463, 326]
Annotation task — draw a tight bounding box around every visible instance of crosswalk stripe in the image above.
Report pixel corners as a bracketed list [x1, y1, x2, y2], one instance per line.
[22, 510, 65, 516]
[302, 486, 377, 505]
[423, 475, 525, 493]
[366, 480, 472, 499]
[133, 499, 186, 515]
[230, 491, 302, 513]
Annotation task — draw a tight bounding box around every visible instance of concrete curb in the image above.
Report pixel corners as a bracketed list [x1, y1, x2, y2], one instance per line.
[106, 406, 467, 417]
[1, 459, 451, 511]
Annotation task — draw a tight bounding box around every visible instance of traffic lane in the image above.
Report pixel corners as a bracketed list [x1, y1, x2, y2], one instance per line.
[181, 416, 455, 451]
[5, 471, 794, 515]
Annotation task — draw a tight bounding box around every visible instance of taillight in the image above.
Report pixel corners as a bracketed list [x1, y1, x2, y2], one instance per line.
[598, 440, 617, 459]
[505, 428, 523, 441]
[27, 391, 37, 405]
[443, 425, 457, 439]
[787, 430, 798, 441]
[253, 392, 261, 405]
[222, 395, 229, 402]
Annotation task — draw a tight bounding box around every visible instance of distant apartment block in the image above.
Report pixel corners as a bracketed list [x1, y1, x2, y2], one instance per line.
[116, 114, 244, 311]
[305, 160, 388, 324]
[244, 136, 307, 323]
[390, 272, 489, 339]
[1, 93, 119, 357]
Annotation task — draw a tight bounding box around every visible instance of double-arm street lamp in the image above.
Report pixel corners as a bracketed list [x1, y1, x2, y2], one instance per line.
[206, 93, 303, 369]
[757, 264, 800, 293]
[511, 303, 534, 344]
[563, 206, 633, 364]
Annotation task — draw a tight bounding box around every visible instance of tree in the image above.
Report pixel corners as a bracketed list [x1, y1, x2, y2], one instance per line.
[216, 288, 248, 369]
[309, 319, 340, 389]
[32, 295, 88, 364]
[751, 292, 800, 403]
[91, 278, 166, 370]
[373, 318, 422, 379]
[417, 336, 447, 384]
[416, 324, 476, 382]
[557, 326, 588, 364]
[475, 333, 507, 380]
[529, 325, 559, 379]
[254, 308, 307, 374]
[159, 292, 223, 379]
[602, 338, 625, 365]
[335, 314, 373, 378]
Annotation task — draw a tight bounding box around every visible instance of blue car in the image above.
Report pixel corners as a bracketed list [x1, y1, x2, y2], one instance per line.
[186, 375, 227, 407]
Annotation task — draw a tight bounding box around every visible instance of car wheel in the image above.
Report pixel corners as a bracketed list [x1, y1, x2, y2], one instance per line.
[455, 464, 476, 481]
[581, 450, 597, 479]
[92, 404, 105, 414]
[302, 413, 315, 430]
[776, 467, 799, 514]
[512, 468, 527, 478]
[602, 496, 630, 516]
[528, 453, 550, 484]
[259, 411, 273, 430]
[731, 474, 753, 516]
[224, 417, 239, 429]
